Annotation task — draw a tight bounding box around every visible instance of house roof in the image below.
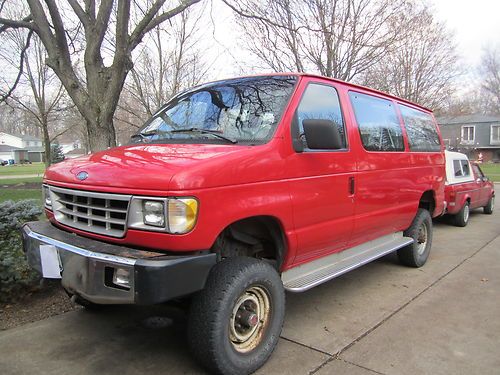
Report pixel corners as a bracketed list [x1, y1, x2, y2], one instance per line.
[0, 132, 42, 142]
[21, 134, 42, 142]
[0, 144, 23, 152]
[437, 114, 500, 125]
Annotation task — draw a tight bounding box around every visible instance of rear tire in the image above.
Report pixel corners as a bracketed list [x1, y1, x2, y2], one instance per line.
[483, 196, 494, 215]
[398, 208, 433, 268]
[453, 201, 470, 227]
[187, 257, 285, 375]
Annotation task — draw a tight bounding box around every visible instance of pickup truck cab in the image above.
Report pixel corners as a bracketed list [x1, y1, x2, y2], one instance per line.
[444, 150, 495, 226]
[22, 74, 445, 375]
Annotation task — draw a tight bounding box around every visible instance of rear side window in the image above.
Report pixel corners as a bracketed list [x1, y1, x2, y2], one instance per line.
[349, 92, 404, 152]
[399, 104, 441, 152]
[453, 159, 470, 177]
[297, 83, 346, 149]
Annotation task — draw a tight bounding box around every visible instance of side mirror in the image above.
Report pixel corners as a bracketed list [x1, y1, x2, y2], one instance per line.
[303, 119, 343, 150]
[483, 176, 489, 182]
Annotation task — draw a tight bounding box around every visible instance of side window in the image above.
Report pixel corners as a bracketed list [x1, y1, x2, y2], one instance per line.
[461, 160, 470, 176]
[453, 160, 463, 177]
[472, 164, 483, 179]
[399, 104, 441, 152]
[349, 92, 404, 152]
[296, 83, 346, 150]
[453, 159, 471, 177]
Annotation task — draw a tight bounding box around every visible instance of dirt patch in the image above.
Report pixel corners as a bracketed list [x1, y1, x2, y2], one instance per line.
[0, 282, 78, 331]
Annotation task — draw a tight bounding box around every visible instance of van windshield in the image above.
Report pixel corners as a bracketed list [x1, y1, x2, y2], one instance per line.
[131, 76, 297, 145]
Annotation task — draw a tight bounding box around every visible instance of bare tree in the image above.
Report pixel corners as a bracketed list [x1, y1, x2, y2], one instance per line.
[479, 46, 500, 114]
[0, 0, 202, 152]
[1, 29, 73, 165]
[224, 0, 407, 81]
[121, 7, 209, 126]
[362, 4, 459, 110]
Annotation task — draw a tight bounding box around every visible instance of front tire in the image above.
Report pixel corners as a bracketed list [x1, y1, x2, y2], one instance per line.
[483, 196, 494, 214]
[187, 257, 285, 375]
[453, 201, 470, 227]
[398, 208, 433, 267]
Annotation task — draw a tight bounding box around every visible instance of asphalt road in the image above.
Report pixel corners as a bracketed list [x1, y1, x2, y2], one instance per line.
[1, 209, 499, 375]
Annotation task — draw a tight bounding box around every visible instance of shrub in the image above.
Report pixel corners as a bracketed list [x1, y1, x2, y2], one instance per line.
[0, 200, 42, 302]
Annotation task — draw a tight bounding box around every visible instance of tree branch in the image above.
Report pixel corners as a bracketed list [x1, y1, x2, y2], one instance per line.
[129, 0, 202, 50]
[0, 30, 34, 104]
[0, 15, 35, 32]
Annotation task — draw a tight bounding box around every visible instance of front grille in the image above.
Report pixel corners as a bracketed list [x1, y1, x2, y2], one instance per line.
[49, 186, 132, 238]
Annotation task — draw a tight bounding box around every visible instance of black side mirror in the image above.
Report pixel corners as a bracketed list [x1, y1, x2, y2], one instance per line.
[303, 119, 343, 150]
[291, 113, 304, 153]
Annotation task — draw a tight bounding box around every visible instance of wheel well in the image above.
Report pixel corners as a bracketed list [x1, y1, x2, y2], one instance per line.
[211, 216, 286, 270]
[419, 190, 436, 214]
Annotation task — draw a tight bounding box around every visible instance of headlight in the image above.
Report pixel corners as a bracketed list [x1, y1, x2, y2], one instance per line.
[167, 198, 198, 234]
[143, 200, 165, 227]
[43, 185, 52, 210]
[128, 197, 198, 234]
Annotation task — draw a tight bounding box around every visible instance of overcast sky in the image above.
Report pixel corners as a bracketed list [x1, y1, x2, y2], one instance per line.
[428, 0, 498, 67]
[208, 0, 500, 80]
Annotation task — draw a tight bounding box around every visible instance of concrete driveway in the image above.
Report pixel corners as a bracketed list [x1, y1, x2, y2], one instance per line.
[1, 210, 499, 375]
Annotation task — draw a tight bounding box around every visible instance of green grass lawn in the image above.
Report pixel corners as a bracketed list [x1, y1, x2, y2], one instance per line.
[479, 163, 500, 182]
[0, 177, 43, 185]
[0, 163, 46, 176]
[0, 189, 42, 203]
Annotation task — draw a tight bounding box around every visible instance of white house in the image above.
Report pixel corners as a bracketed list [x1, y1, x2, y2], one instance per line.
[0, 132, 45, 163]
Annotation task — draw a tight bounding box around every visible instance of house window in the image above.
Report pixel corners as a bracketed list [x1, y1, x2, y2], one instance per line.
[491, 125, 500, 145]
[461, 126, 475, 144]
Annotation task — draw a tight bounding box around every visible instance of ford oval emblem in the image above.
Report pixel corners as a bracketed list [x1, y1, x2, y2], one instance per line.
[76, 171, 88, 181]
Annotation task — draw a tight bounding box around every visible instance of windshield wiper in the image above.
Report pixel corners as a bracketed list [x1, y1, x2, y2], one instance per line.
[130, 129, 162, 143]
[170, 128, 238, 144]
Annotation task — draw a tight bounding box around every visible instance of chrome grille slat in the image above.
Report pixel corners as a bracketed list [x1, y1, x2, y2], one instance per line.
[56, 198, 128, 213]
[57, 207, 127, 226]
[48, 186, 132, 238]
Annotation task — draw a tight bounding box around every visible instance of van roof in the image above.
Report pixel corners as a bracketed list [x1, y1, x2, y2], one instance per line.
[294, 73, 433, 113]
[193, 73, 433, 114]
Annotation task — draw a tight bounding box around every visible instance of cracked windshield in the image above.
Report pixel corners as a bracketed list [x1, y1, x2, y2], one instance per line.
[132, 75, 297, 145]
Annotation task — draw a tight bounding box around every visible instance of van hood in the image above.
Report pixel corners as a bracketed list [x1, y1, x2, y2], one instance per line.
[45, 143, 284, 191]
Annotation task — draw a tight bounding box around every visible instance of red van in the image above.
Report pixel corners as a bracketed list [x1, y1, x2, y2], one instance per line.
[22, 74, 445, 375]
[444, 150, 495, 226]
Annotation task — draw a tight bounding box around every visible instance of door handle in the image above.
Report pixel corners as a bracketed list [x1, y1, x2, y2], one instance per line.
[349, 177, 355, 195]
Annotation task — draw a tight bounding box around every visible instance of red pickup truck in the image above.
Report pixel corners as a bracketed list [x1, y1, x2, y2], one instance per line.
[444, 150, 495, 226]
[22, 74, 445, 375]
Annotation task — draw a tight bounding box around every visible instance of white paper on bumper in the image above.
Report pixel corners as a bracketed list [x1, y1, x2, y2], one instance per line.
[40, 244, 62, 279]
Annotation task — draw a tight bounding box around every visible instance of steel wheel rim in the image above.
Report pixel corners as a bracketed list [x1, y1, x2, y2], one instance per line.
[464, 204, 470, 223]
[416, 222, 428, 255]
[229, 285, 271, 353]
[491, 197, 495, 211]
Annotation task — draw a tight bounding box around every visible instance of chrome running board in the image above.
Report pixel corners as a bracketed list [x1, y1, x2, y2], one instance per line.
[282, 232, 413, 292]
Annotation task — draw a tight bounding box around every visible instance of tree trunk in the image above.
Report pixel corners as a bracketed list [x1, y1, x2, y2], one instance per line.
[85, 109, 117, 151]
[41, 117, 51, 167]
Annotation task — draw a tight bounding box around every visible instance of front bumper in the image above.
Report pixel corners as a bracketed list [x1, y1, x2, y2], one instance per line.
[21, 221, 216, 305]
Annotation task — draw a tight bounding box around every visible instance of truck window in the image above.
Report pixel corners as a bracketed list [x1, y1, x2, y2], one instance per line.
[471, 164, 483, 178]
[453, 159, 470, 177]
[453, 160, 463, 177]
[398, 104, 441, 152]
[296, 83, 346, 150]
[461, 159, 470, 176]
[349, 92, 404, 152]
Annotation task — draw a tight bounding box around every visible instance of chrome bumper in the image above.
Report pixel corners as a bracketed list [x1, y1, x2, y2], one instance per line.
[22, 221, 216, 305]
